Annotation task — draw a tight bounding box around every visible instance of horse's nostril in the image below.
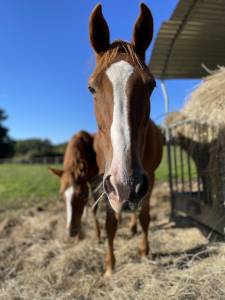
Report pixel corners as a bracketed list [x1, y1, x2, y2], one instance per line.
[103, 175, 115, 195]
[136, 174, 149, 200]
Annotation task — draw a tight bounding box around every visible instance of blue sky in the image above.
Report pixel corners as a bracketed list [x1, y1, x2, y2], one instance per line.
[0, 0, 199, 144]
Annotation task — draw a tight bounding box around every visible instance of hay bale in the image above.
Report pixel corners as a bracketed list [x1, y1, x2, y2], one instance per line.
[166, 67, 225, 204]
[183, 67, 225, 127]
[165, 111, 186, 126]
[183, 68, 225, 203]
[166, 67, 225, 132]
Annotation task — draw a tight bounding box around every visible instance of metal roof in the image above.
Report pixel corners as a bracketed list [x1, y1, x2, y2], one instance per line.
[149, 0, 225, 79]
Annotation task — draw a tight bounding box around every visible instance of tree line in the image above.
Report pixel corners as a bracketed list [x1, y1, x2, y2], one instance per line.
[0, 108, 66, 159]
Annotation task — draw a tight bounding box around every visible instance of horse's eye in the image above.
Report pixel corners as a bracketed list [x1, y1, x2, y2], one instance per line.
[88, 85, 96, 94]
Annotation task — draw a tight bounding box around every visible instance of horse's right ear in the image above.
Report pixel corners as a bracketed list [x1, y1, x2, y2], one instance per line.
[131, 3, 154, 59]
[48, 167, 64, 178]
[89, 3, 110, 54]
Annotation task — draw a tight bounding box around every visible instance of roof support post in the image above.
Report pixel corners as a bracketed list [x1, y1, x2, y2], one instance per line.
[161, 80, 175, 217]
[161, 80, 169, 129]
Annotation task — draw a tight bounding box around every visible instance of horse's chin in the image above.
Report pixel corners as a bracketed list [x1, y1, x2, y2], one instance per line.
[108, 194, 126, 213]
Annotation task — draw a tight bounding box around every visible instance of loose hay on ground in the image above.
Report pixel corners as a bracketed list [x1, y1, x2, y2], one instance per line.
[0, 184, 225, 300]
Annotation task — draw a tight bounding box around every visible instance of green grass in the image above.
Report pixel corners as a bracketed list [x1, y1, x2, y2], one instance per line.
[156, 146, 198, 182]
[155, 147, 168, 182]
[0, 147, 198, 209]
[0, 163, 61, 209]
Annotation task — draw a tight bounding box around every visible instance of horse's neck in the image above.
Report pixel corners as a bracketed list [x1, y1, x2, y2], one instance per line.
[142, 119, 163, 175]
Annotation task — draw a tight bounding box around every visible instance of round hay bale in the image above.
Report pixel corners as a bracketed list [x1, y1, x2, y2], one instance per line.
[165, 68, 225, 204]
[165, 111, 187, 126]
[183, 67, 225, 128]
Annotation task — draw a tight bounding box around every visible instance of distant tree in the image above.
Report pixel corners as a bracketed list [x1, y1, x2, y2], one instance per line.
[52, 142, 67, 155]
[15, 138, 53, 158]
[0, 109, 14, 158]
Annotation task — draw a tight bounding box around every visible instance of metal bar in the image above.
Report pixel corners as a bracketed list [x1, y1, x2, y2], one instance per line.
[194, 123, 201, 199]
[162, 118, 192, 130]
[161, 81, 169, 115]
[187, 138, 193, 193]
[167, 138, 174, 215]
[173, 143, 178, 191]
[198, 123, 207, 204]
[161, 81, 174, 217]
[205, 124, 212, 206]
[180, 146, 185, 193]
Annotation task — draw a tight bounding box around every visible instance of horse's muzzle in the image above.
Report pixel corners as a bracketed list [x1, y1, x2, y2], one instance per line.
[103, 171, 149, 212]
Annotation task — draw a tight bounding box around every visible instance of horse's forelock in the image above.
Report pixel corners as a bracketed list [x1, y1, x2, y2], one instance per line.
[92, 40, 145, 79]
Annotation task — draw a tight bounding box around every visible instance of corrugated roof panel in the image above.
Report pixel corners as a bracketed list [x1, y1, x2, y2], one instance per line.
[172, 0, 225, 22]
[149, 0, 225, 79]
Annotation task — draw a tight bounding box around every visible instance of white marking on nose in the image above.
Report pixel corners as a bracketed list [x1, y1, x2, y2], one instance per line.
[64, 186, 74, 228]
[106, 60, 134, 178]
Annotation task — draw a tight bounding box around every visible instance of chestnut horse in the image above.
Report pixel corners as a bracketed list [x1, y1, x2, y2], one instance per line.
[89, 3, 163, 276]
[49, 131, 99, 239]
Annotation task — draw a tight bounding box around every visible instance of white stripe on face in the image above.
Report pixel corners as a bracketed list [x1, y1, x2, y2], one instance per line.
[106, 60, 134, 177]
[64, 186, 74, 228]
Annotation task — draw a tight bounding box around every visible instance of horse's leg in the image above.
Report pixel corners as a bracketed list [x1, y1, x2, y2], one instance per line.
[116, 212, 122, 224]
[88, 182, 101, 241]
[104, 209, 118, 277]
[139, 174, 155, 256]
[138, 199, 150, 256]
[92, 204, 101, 242]
[129, 213, 137, 236]
[83, 205, 88, 219]
[138, 174, 154, 257]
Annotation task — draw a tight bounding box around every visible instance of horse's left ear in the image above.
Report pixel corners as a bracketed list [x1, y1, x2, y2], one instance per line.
[48, 167, 64, 178]
[131, 3, 154, 58]
[89, 3, 110, 54]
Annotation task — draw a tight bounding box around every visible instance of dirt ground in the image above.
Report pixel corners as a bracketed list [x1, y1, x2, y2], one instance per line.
[1, 183, 225, 300]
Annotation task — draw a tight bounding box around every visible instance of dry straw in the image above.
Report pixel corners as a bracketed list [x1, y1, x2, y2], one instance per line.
[166, 67, 225, 204]
[183, 67, 225, 128]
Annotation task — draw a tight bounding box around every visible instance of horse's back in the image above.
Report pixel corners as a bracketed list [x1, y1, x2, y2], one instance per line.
[64, 131, 98, 178]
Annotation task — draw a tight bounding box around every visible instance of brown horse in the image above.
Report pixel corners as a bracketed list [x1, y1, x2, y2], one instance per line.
[49, 131, 99, 239]
[89, 3, 163, 276]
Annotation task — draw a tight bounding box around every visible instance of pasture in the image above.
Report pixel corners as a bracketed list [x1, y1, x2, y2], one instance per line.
[0, 147, 196, 210]
[0, 163, 61, 211]
[1, 161, 225, 299]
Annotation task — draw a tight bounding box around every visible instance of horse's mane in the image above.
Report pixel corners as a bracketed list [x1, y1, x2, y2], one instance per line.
[63, 131, 93, 172]
[92, 40, 146, 78]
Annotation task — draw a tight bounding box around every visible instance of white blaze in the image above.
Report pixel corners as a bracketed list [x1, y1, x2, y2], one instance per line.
[64, 186, 74, 228]
[106, 60, 134, 176]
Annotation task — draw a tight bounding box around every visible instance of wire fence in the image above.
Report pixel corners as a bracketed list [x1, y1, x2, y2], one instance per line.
[0, 156, 63, 165]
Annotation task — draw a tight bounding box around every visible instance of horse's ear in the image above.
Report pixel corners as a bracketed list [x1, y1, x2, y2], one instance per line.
[131, 3, 153, 58]
[89, 3, 110, 54]
[77, 160, 87, 178]
[48, 167, 64, 178]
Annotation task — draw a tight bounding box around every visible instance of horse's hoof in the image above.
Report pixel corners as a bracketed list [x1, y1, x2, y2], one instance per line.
[76, 233, 84, 241]
[103, 269, 113, 278]
[130, 224, 137, 236]
[138, 247, 149, 257]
